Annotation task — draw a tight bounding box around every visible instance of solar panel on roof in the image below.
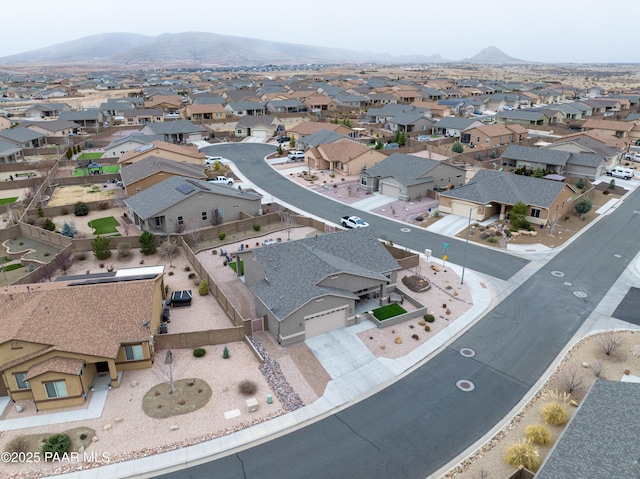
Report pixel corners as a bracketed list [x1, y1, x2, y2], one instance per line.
[135, 143, 154, 153]
[176, 182, 196, 195]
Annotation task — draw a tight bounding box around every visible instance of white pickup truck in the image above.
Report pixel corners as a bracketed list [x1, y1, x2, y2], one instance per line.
[207, 176, 234, 185]
[341, 215, 369, 228]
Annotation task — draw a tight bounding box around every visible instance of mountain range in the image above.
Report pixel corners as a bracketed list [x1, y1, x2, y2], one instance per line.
[0, 32, 524, 68]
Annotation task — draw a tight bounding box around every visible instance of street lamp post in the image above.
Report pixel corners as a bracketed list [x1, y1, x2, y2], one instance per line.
[461, 204, 492, 285]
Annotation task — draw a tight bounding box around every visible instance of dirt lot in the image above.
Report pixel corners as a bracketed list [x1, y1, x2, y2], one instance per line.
[47, 183, 125, 207]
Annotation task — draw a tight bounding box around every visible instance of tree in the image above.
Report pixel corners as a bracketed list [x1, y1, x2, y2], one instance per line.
[576, 178, 585, 189]
[74, 202, 89, 216]
[186, 217, 201, 249]
[609, 179, 616, 190]
[139, 231, 157, 255]
[153, 350, 186, 395]
[92, 235, 112, 260]
[342, 118, 352, 128]
[210, 208, 223, 226]
[374, 139, 384, 150]
[158, 235, 178, 267]
[60, 221, 76, 238]
[574, 198, 592, 216]
[41, 218, 56, 231]
[65, 148, 72, 160]
[533, 167, 545, 178]
[289, 135, 296, 148]
[451, 141, 464, 154]
[509, 201, 531, 231]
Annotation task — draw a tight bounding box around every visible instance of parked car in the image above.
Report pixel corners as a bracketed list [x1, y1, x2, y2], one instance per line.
[606, 167, 634, 180]
[624, 153, 640, 162]
[204, 156, 223, 166]
[287, 150, 305, 161]
[207, 176, 234, 185]
[277, 136, 291, 144]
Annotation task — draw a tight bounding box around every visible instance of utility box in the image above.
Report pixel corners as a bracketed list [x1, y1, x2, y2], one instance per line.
[266, 394, 273, 404]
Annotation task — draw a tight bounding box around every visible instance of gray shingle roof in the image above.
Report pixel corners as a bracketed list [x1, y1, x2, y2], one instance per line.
[250, 229, 400, 320]
[363, 153, 446, 186]
[536, 380, 640, 479]
[0, 139, 21, 155]
[120, 156, 207, 185]
[439, 169, 567, 208]
[566, 152, 605, 168]
[502, 145, 570, 166]
[142, 120, 206, 135]
[124, 176, 259, 220]
[0, 127, 44, 144]
[299, 129, 347, 147]
[497, 110, 549, 121]
[236, 115, 276, 128]
[105, 133, 164, 149]
[433, 117, 480, 129]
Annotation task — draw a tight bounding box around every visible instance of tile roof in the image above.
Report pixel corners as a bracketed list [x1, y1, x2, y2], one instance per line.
[250, 229, 400, 320]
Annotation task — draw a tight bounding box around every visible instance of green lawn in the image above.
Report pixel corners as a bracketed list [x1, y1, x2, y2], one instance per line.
[372, 303, 407, 321]
[0, 197, 18, 206]
[1, 264, 24, 272]
[88, 216, 120, 235]
[229, 260, 244, 275]
[77, 152, 104, 160]
[72, 165, 120, 177]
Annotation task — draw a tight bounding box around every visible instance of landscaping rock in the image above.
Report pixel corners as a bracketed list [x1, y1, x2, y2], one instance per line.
[103, 423, 112, 431]
[395, 337, 402, 344]
[114, 417, 123, 423]
[92, 436, 98, 442]
[569, 399, 579, 407]
[130, 381, 138, 387]
[77, 445, 84, 454]
[170, 425, 179, 431]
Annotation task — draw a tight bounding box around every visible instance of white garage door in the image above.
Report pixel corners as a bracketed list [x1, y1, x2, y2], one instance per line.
[252, 129, 267, 138]
[381, 182, 400, 199]
[451, 201, 473, 217]
[305, 306, 348, 338]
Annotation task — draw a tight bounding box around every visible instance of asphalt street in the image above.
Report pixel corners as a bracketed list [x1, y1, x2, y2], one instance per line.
[201, 143, 529, 281]
[159, 143, 640, 479]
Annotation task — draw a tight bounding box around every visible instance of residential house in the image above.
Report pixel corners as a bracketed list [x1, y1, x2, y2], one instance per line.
[295, 129, 348, 152]
[387, 113, 435, 135]
[139, 120, 208, 144]
[288, 122, 357, 143]
[235, 115, 283, 139]
[501, 144, 607, 179]
[438, 169, 577, 226]
[22, 103, 71, 120]
[366, 93, 397, 106]
[121, 108, 163, 126]
[432, 117, 483, 138]
[495, 110, 551, 126]
[0, 139, 23, 163]
[360, 153, 466, 200]
[238, 228, 401, 346]
[117, 140, 204, 166]
[460, 123, 519, 148]
[23, 119, 80, 138]
[120, 156, 208, 196]
[224, 101, 266, 117]
[0, 127, 47, 148]
[103, 133, 164, 159]
[581, 119, 635, 138]
[182, 103, 226, 121]
[265, 99, 305, 114]
[145, 95, 184, 119]
[0, 271, 165, 411]
[124, 177, 262, 233]
[307, 138, 386, 175]
[59, 110, 104, 128]
[547, 136, 622, 172]
[536, 380, 640, 479]
[332, 94, 369, 110]
[302, 93, 337, 113]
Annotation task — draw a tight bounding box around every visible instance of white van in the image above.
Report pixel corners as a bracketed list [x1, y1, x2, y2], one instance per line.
[607, 167, 634, 180]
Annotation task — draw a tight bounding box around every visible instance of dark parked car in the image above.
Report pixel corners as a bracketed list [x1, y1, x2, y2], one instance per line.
[277, 136, 291, 143]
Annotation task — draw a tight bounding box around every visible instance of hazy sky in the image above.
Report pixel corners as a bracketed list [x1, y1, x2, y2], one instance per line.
[3, 0, 639, 63]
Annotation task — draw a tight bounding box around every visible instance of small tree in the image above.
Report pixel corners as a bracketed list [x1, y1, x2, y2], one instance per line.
[60, 221, 76, 238]
[374, 139, 384, 150]
[42, 433, 72, 459]
[65, 148, 72, 160]
[117, 242, 131, 258]
[74, 202, 89, 216]
[451, 141, 464, 154]
[37, 205, 44, 217]
[574, 198, 592, 216]
[533, 167, 545, 178]
[41, 218, 56, 231]
[139, 231, 157, 255]
[576, 178, 585, 189]
[608, 179, 616, 190]
[509, 201, 531, 230]
[289, 135, 296, 148]
[490, 150, 497, 159]
[198, 279, 209, 295]
[223, 346, 230, 359]
[598, 332, 619, 356]
[92, 235, 112, 260]
[158, 235, 178, 267]
[557, 364, 584, 395]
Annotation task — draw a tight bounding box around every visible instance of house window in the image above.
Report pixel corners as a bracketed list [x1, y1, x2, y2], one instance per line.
[125, 344, 144, 361]
[360, 177, 367, 186]
[531, 208, 541, 218]
[236, 129, 242, 135]
[44, 381, 68, 399]
[177, 216, 184, 226]
[14, 373, 30, 390]
[201, 211, 207, 221]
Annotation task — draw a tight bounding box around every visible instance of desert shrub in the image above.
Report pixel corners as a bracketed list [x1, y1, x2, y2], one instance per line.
[61, 207, 69, 215]
[198, 280, 209, 295]
[218, 232, 226, 240]
[525, 424, 551, 445]
[97, 201, 109, 211]
[223, 346, 230, 359]
[193, 348, 206, 358]
[424, 314, 435, 323]
[41, 218, 56, 231]
[184, 266, 191, 272]
[542, 401, 569, 426]
[253, 224, 261, 231]
[37, 205, 44, 217]
[424, 325, 431, 332]
[487, 236, 499, 243]
[503, 441, 540, 472]
[5, 436, 29, 453]
[42, 433, 72, 458]
[74, 202, 89, 216]
[238, 379, 257, 396]
[117, 242, 131, 258]
[188, 273, 196, 280]
[415, 215, 424, 222]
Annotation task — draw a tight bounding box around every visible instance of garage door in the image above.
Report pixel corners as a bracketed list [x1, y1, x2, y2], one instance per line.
[305, 306, 348, 338]
[252, 129, 267, 138]
[381, 182, 400, 199]
[451, 201, 473, 217]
